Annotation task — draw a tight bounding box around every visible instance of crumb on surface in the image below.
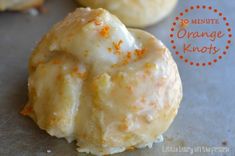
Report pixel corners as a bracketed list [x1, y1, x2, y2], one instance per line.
[100, 25, 110, 38]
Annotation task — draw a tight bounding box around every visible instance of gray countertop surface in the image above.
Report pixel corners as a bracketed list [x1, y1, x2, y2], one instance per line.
[0, 0, 234, 156]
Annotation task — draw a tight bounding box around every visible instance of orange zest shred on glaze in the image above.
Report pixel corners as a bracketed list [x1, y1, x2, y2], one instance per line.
[111, 51, 133, 67]
[100, 25, 110, 38]
[20, 105, 33, 116]
[127, 52, 132, 59]
[122, 51, 132, 65]
[135, 48, 145, 59]
[109, 41, 146, 67]
[71, 66, 87, 79]
[113, 40, 123, 55]
[126, 51, 132, 60]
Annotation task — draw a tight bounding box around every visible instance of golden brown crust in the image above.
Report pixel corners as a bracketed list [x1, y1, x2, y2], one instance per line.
[0, 0, 44, 11]
[77, 0, 178, 27]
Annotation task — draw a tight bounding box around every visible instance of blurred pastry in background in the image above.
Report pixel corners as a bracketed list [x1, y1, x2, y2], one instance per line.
[21, 8, 182, 155]
[0, 0, 44, 11]
[77, 0, 178, 27]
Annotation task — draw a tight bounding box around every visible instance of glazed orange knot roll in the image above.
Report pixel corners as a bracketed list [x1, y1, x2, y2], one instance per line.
[77, 0, 178, 27]
[21, 8, 183, 155]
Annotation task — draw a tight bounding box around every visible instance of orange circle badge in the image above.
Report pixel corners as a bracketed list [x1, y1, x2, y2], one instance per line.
[170, 5, 232, 66]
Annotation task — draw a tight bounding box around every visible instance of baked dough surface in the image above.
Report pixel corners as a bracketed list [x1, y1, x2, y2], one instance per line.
[77, 0, 178, 27]
[0, 0, 44, 11]
[22, 8, 183, 155]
